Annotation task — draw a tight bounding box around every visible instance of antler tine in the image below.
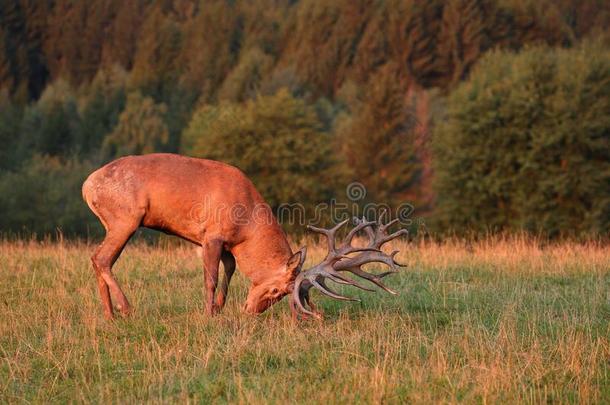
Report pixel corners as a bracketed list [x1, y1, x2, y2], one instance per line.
[389, 249, 408, 267]
[378, 228, 409, 247]
[332, 214, 408, 293]
[307, 219, 350, 257]
[290, 284, 319, 319]
[291, 215, 408, 320]
[370, 214, 409, 249]
[324, 271, 376, 292]
[308, 218, 379, 261]
[345, 266, 398, 295]
[345, 217, 375, 244]
[354, 213, 406, 251]
[311, 278, 360, 302]
[380, 217, 400, 232]
[337, 218, 378, 256]
[335, 248, 403, 272]
[355, 216, 376, 246]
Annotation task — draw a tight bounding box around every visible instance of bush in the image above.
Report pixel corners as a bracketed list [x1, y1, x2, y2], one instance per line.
[102, 91, 169, 158]
[0, 156, 102, 238]
[433, 43, 610, 237]
[15, 80, 82, 162]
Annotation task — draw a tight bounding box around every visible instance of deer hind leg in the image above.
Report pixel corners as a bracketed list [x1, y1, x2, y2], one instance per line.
[201, 239, 223, 316]
[92, 253, 113, 320]
[92, 225, 137, 319]
[216, 251, 236, 309]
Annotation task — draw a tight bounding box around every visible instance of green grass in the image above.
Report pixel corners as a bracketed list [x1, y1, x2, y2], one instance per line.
[0, 239, 608, 403]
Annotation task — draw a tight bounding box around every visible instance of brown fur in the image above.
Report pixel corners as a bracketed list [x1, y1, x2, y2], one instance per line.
[82, 153, 303, 319]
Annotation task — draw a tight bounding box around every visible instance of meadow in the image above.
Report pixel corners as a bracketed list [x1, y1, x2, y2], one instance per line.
[0, 237, 608, 403]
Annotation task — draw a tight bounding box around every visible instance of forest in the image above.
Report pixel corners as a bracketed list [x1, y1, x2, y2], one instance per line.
[0, 0, 609, 238]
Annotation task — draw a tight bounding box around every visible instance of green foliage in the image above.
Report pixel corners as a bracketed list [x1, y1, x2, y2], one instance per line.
[283, 0, 371, 95]
[182, 89, 336, 214]
[77, 65, 128, 158]
[3, 0, 606, 101]
[0, 89, 22, 169]
[437, 0, 488, 87]
[0, 0, 609, 238]
[0, 0, 49, 101]
[103, 91, 169, 157]
[100, 0, 148, 70]
[218, 47, 274, 102]
[177, 1, 242, 102]
[44, 0, 114, 85]
[16, 80, 82, 162]
[0, 156, 100, 237]
[336, 63, 422, 207]
[433, 43, 610, 237]
[130, 4, 183, 97]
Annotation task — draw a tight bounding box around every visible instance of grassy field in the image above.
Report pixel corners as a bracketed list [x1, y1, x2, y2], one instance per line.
[0, 237, 608, 403]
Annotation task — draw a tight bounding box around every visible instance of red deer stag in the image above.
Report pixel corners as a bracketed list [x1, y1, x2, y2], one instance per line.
[82, 153, 407, 320]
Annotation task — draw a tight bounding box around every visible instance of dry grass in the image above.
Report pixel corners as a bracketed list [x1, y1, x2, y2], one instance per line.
[0, 237, 608, 403]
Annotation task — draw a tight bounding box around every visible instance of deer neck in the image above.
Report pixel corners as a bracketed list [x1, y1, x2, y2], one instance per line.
[231, 222, 293, 285]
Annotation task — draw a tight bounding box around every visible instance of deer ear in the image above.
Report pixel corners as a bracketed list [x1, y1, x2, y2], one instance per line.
[286, 247, 307, 274]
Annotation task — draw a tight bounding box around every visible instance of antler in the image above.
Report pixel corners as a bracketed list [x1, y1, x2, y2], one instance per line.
[290, 212, 408, 319]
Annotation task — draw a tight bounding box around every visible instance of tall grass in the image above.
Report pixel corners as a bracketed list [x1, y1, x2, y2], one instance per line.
[0, 237, 608, 403]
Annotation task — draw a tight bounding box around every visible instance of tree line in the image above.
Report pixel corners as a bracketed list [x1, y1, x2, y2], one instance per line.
[0, 0, 608, 238]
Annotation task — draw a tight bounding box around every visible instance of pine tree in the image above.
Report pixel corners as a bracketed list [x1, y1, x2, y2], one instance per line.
[101, 0, 148, 70]
[77, 65, 128, 158]
[0, 26, 12, 91]
[337, 63, 421, 207]
[218, 46, 273, 102]
[44, 0, 114, 85]
[0, 89, 22, 169]
[282, 0, 373, 96]
[130, 5, 183, 98]
[497, 0, 571, 48]
[353, 0, 441, 89]
[0, 0, 50, 100]
[437, 0, 488, 87]
[177, 1, 240, 101]
[386, 0, 440, 87]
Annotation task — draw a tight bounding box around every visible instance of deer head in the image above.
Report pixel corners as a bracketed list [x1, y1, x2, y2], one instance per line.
[243, 246, 306, 314]
[288, 212, 408, 319]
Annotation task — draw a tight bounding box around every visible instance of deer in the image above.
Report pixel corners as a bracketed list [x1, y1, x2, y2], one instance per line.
[82, 153, 407, 320]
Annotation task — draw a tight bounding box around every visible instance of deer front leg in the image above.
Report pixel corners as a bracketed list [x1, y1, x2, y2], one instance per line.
[202, 239, 223, 315]
[216, 251, 236, 309]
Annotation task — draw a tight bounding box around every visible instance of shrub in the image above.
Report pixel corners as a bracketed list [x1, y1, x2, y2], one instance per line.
[102, 91, 169, 158]
[0, 156, 101, 238]
[433, 43, 610, 237]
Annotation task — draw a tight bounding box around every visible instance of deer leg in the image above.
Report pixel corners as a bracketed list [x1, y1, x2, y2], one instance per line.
[92, 247, 113, 320]
[202, 239, 223, 315]
[216, 251, 236, 309]
[92, 226, 136, 319]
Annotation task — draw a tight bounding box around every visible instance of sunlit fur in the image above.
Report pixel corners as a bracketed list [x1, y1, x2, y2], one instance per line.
[82, 153, 303, 319]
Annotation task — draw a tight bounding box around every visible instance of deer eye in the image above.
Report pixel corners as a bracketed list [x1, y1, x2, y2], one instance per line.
[270, 287, 279, 295]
